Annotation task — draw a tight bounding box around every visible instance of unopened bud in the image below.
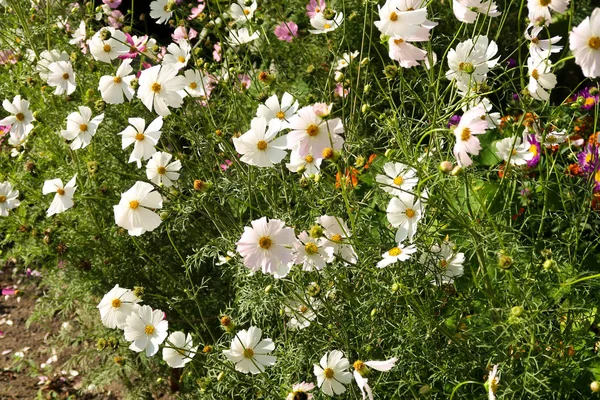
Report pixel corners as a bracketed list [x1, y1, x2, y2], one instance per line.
[439, 161, 453, 173]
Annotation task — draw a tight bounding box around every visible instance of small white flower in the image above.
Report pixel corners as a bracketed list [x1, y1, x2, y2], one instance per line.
[227, 27, 260, 47]
[528, 0, 569, 26]
[453, 0, 501, 23]
[286, 382, 315, 400]
[96, 284, 141, 329]
[69, 20, 87, 46]
[233, 117, 288, 167]
[374, 3, 427, 37]
[376, 162, 418, 196]
[119, 116, 162, 168]
[446, 35, 499, 93]
[146, 151, 182, 187]
[569, 8, 600, 78]
[285, 298, 320, 330]
[420, 241, 465, 285]
[113, 181, 163, 236]
[353, 358, 398, 400]
[124, 305, 168, 357]
[309, 11, 344, 34]
[317, 215, 358, 264]
[230, 0, 257, 24]
[287, 105, 344, 158]
[527, 56, 556, 101]
[42, 175, 77, 216]
[335, 51, 359, 70]
[495, 134, 534, 166]
[0, 95, 34, 139]
[453, 105, 489, 167]
[47, 60, 76, 95]
[0, 181, 20, 217]
[376, 242, 417, 268]
[256, 92, 299, 132]
[525, 24, 563, 60]
[314, 350, 353, 396]
[487, 364, 500, 400]
[137, 64, 186, 116]
[162, 331, 198, 368]
[223, 326, 277, 374]
[162, 40, 191, 70]
[286, 151, 323, 177]
[88, 28, 129, 63]
[293, 231, 333, 271]
[36, 50, 69, 81]
[150, 0, 174, 24]
[180, 69, 212, 98]
[60, 106, 104, 150]
[98, 59, 136, 104]
[386, 192, 425, 242]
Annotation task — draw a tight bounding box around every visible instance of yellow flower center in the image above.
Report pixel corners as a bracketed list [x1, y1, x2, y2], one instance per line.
[586, 153, 593, 164]
[62, 73, 70, 80]
[256, 140, 268, 150]
[258, 236, 272, 249]
[538, 0, 551, 5]
[305, 155, 314, 163]
[299, 305, 308, 313]
[111, 298, 121, 308]
[0, 195, 6, 203]
[511, 148, 518, 156]
[177, 55, 186, 63]
[323, 23, 331, 29]
[129, 200, 140, 209]
[305, 242, 318, 255]
[79, 124, 88, 132]
[529, 144, 539, 157]
[113, 76, 122, 83]
[189, 82, 198, 89]
[405, 208, 416, 218]
[589, 36, 600, 50]
[393, 176, 404, 185]
[135, 133, 145, 141]
[276, 111, 285, 119]
[243, 348, 254, 358]
[15, 113, 25, 121]
[353, 360, 366, 372]
[585, 97, 596, 107]
[394, 38, 404, 45]
[103, 44, 112, 53]
[458, 62, 474, 74]
[306, 124, 319, 136]
[157, 166, 167, 175]
[322, 147, 334, 159]
[243, 8, 250, 15]
[56, 188, 65, 195]
[531, 69, 539, 80]
[389, 11, 398, 21]
[490, 377, 499, 393]
[461, 127, 471, 141]
[324, 367, 335, 379]
[151, 82, 162, 93]
[331, 233, 342, 243]
[439, 259, 448, 268]
[144, 325, 155, 335]
[389, 247, 402, 256]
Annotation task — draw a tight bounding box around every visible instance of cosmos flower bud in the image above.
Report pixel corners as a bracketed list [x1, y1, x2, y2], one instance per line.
[202, 345, 213, 354]
[220, 315, 235, 332]
[439, 161, 453, 173]
[99, 29, 112, 40]
[591, 381, 600, 393]
[309, 224, 324, 238]
[543, 259, 556, 270]
[334, 71, 344, 82]
[322, 8, 335, 19]
[498, 253, 513, 269]
[307, 282, 321, 297]
[450, 166, 464, 176]
[510, 306, 524, 318]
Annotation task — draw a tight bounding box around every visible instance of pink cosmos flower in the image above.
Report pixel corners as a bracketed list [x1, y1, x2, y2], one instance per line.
[172, 26, 198, 42]
[220, 159, 233, 171]
[108, 10, 124, 28]
[188, 1, 206, 20]
[103, 0, 122, 9]
[238, 74, 251, 91]
[213, 42, 222, 62]
[120, 34, 151, 59]
[334, 83, 349, 98]
[0, 50, 17, 65]
[274, 21, 298, 42]
[306, 0, 326, 18]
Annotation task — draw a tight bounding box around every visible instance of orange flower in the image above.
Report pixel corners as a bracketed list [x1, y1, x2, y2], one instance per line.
[336, 167, 359, 189]
[363, 153, 377, 169]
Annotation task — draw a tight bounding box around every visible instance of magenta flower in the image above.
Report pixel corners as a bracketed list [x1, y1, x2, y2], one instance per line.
[103, 0, 122, 9]
[119, 34, 151, 59]
[306, 0, 326, 18]
[172, 26, 198, 42]
[526, 134, 541, 168]
[274, 21, 299, 42]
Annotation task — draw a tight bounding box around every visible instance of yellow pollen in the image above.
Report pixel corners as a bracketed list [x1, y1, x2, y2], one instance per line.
[256, 140, 268, 150]
[305, 155, 314, 163]
[461, 127, 472, 141]
[157, 166, 167, 175]
[529, 144, 539, 156]
[595, 170, 600, 182]
[56, 188, 65, 195]
[135, 133, 145, 141]
[511, 149, 518, 156]
[299, 305, 308, 313]
[439, 259, 448, 268]
[405, 208, 416, 218]
[585, 97, 596, 107]
[353, 360, 365, 372]
[79, 123, 88, 132]
[324, 367, 335, 379]
[15, 113, 25, 121]
[62, 73, 70, 80]
[177, 55, 186, 63]
[151, 82, 162, 93]
[394, 38, 404, 45]
[177, 348, 187, 356]
[389, 247, 402, 256]
[243, 9, 250, 15]
[243, 348, 254, 358]
[322, 147, 334, 159]
[0, 195, 6, 203]
[113, 76, 122, 83]
[111, 298, 121, 308]
[531, 37, 539, 44]
[331, 234, 342, 243]
[315, 7, 320, 12]
[305, 242, 318, 255]
[129, 200, 139, 209]
[531, 69, 539, 80]
[323, 23, 331, 29]
[189, 82, 198, 89]
[393, 176, 404, 185]
[538, 0, 551, 5]
[589, 36, 600, 50]
[490, 377, 499, 393]
[389, 11, 398, 21]
[586, 153, 593, 164]
[306, 124, 319, 136]
[276, 111, 285, 119]
[103, 44, 112, 53]
[258, 236, 272, 249]
[144, 325, 155, 335]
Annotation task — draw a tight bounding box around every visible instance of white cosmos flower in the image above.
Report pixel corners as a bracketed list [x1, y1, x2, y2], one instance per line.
[286, 151, 323, 177]
[495, 134, 534, 166]
[420, 241, 465, 285]
[527, 56, 556, 101]
[124, 305, 168, 357]
[525, 24, 563, 60]
[353, 358, 398, 400]
[317, 215, 358, 264]
[527, 0, 569, 26]
[285, 298, 321, 330]
[223, 326, 276, 374]
[309, 11, 344, 34]
[119, 116, 162, 168]
[113, 181, 163, 236]
[36, 50, 69, 81]
[69, 20, 86, 46]
[376, 162, 418, 196]
[98, 59, 136, 104]
[376, 242, 417, 268]
[569, 8, 600, 78]
[96, 284, 141, 329]
[150, 0, 174, 24]
[162, 331, 198, 368]
[162, 40, 191, 70]
[388, 35, 428, 68]
[146, 151, 182, 187]
[42, 175, 77, 216]
[287, 105, 344, 158]
[180, 69, 211, 98]
[236, 216, 297, 275]
[0, 181, 20, 217]
[314, 350, 353, 396]
[0, 95, 34, 139]
[228, 27, 260, 47]
[452, 0, 501, 23]
[88, 27, 129, 63]
[386, 192, 425, 242]
[374, 1, 427, 37]
[60, 106, 104, 150]
[293, 231, 333, 271]
[137, 64, 186, 116]
[487, 364, 500, 400]
[233, 117, 288, 167]
[230, 0, 257, 24]
[47, 60, 76, 95]
[446, 35, 499, 93]
[453, 105, 489, 167]
[335, 51, 359, 70]
[256, 92, 299, 132]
